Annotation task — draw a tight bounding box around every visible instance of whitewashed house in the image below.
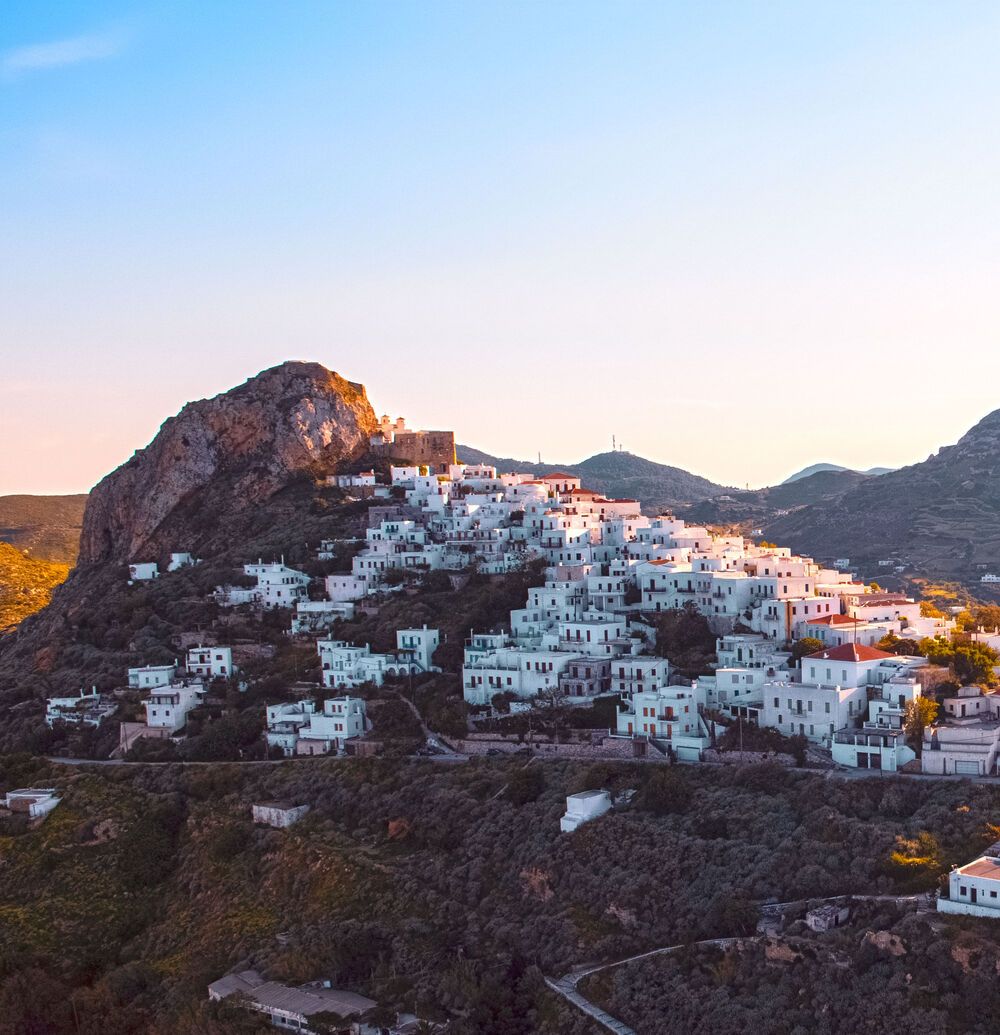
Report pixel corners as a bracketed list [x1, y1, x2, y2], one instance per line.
[144, 682, 205, 732]
[128, 562, 159, 582]
[128, 664, 177, 690]
[186, 645, 235, 679]
[617, 684, 710, 761]
[167, 552, 199, 572]
[939, 856, 1000, 918]
[45, 687, 117, 727]
[245, 561, 311, 608]
[295, 696, 368, 755]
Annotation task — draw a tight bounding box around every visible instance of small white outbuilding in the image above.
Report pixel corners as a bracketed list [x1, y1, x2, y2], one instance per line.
[560, 789, 612, 833]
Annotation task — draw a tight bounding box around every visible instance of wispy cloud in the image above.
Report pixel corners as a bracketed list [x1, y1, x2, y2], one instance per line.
[2, 28, 128, 78]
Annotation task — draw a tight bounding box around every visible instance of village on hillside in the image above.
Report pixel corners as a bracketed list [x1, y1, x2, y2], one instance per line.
[39, 414, 1000, 797]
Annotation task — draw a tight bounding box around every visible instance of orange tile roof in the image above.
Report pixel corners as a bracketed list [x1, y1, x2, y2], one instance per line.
[958, 857, 1000, 881]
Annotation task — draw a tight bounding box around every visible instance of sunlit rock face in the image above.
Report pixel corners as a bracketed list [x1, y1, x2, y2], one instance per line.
[78, 361, 378, 565]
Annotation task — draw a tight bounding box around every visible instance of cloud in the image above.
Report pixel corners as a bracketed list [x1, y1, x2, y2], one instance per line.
[2, 28, 127, 78]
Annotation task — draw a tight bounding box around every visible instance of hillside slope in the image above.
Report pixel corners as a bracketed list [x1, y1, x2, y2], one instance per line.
[457, 445, 727, 511]
[0, 542, 70, 631]
[681, 469, 872, 526]
[768, 408, 1000, 579]
[0, 493, 87, 564]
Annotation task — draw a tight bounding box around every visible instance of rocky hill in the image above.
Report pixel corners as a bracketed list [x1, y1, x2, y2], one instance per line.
[766, 408, 1000, 581]
[0, 362, 385, 745]
[79, 362, 378, 565]
[457, 445, 728, 511]
[0, 493, 87, 564]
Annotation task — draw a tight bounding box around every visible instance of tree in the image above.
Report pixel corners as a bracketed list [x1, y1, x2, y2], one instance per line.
[904, 697, 939, 755]
[920, 600, 945, 618]
[636, 768, 688, 815]
[972, 604, 1000, 631]
[876, 634, 923, 656]
[952, 642, 999, 686]
[654, 603, 716, 675]
[790, 637, 824, 663]
[505, 763, 544, 805]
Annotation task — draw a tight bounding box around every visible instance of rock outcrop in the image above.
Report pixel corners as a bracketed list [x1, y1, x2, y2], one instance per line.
[78, 362, 378, 564]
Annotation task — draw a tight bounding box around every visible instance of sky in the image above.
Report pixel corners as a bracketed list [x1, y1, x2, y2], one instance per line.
[3, 1, 1000, 495]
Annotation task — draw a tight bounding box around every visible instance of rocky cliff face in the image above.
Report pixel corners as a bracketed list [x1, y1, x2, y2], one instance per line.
[79, 362, 378, 565]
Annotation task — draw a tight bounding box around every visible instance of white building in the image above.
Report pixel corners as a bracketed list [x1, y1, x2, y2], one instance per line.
[616, 684, 710, 761]
[2, 789, 61, 821]
[922, 686, 1000, 776]
[251, 802, 310, 828]
[45, 687, 117, 727]
[186, 645, 235, 679]
[560, 789, 612, 832]
[265, 697, 368, 756]
[208, 970, 376, 1031]
[396, 626, 440, 671]
[245, 560, 311, 609]
[167, 552, 199, 572]
[128, 562, 159, 582]
[295, 696, 368, 755]
[144, 682, 205, 732]
[318, 630, 439, 690]
[939, 856, 1000, 918]
[290, 599, 356, 634]
[128, 663, 177, 690]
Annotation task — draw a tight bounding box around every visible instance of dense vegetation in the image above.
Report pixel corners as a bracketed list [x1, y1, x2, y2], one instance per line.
[2, 755, 1000, 1033]
[579, 901, 1000, 1034]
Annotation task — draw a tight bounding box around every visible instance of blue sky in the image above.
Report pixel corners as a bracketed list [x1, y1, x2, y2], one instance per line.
[3, 1, 1000, 494]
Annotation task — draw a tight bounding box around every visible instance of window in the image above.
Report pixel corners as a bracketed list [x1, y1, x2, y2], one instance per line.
[960, 886, 968, 896]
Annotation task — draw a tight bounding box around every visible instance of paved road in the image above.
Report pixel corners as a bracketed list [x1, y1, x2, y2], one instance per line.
[544, 976, 637, 1035]
[548, 937, 747, 1034]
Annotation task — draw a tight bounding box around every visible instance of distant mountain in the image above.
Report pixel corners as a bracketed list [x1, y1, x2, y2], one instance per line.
[456, 445, 728, 511]
[782, 463, 893, 484]
[681, 469, 872, 526]
[767, 409, 1000, 581]
[0, 493, 88, 565]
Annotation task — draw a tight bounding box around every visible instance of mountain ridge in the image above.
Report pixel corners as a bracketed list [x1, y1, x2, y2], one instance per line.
[782, 463, 894, 484]
[457, 444, 729, 511]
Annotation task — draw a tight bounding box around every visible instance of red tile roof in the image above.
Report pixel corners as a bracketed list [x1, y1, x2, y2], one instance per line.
[805, 643, 894, 663]
[805, 614, 864, 626]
